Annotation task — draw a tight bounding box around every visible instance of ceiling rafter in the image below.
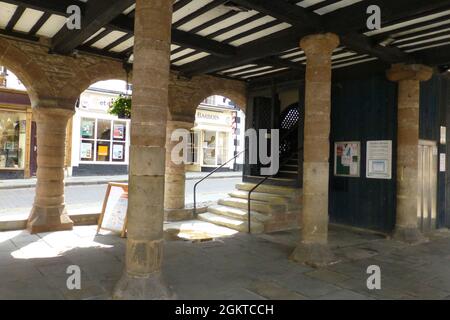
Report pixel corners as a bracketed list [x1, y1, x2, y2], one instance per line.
[0, 0, 86, 16]
[51, 0, 135, 55]
[178, 0, 450, 77]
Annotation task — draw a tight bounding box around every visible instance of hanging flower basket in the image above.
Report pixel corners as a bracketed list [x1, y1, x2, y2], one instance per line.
[108, 95, 132, 119]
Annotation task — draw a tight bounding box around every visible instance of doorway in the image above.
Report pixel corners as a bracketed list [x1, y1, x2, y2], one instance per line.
[418, 140, 438, 233]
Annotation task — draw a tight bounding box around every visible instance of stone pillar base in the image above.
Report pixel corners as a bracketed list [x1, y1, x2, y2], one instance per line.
[392, 227, 428, 244]
[27, 205, 73, 234]
[113, 272, 175, 300]
[290, 243, 339, 268]
[165, 208, 194, 222]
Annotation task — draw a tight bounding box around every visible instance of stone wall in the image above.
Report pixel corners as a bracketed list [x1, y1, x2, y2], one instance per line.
[0, 36, 247, 119]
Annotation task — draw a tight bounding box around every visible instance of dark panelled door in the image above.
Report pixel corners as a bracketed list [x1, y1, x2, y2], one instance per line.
[249, 96, 280, 176]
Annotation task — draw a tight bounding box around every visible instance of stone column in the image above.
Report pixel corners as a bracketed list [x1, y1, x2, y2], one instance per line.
[113, 0, 174, 300]
[164, 120, 194, 221]
[291, 33, 339, 267]
[27, 107, 74, 234]
[387, 63, 433, 243]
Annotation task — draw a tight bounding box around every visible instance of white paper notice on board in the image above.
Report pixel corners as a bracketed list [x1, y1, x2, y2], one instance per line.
[366, 140, 392, 180]
[440, 153, 446, 172]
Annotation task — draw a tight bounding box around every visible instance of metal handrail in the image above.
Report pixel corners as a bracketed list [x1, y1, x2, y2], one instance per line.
[193, 150, 245, 217]
[247, 148, 301, 234]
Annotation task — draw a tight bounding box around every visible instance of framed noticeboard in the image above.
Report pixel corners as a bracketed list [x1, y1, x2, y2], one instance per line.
[366, 140, 392, 179]
[334, 141, 361, 177]
[97, 183, 128, 237]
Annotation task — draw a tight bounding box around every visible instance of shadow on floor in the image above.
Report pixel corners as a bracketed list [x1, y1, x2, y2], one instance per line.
[0, 225, 450, 300]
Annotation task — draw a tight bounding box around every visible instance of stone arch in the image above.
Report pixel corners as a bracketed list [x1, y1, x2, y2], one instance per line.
[169, 73, 247, 123]
[0, 37, 50, 106]
[59, 58, 129, 107]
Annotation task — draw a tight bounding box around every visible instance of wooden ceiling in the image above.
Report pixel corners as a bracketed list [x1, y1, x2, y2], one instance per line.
[0, 0, 450, 84]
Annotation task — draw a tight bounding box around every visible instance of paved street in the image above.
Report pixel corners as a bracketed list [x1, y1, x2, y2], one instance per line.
[0, 177, 241, 220]
[1, 225, 450, 300]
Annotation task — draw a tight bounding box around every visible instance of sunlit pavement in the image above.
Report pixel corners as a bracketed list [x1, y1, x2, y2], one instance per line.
[1, 225, 450, 300]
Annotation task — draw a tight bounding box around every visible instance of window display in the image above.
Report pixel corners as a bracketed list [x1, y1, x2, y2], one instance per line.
[0, 112, 26, 169]
[79, 117, 128, 163]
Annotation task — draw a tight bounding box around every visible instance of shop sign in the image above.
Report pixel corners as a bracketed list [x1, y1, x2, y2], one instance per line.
[196, 110, 232, 126]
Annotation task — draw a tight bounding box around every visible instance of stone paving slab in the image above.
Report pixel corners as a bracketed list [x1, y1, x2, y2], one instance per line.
[0, 225, 449, 300]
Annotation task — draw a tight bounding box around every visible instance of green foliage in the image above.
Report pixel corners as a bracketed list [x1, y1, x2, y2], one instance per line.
[108, 95, 131, 119]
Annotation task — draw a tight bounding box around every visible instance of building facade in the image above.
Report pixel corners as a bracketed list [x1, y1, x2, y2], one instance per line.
[68, 82, 131, 177]
[188, 95, 245, 172]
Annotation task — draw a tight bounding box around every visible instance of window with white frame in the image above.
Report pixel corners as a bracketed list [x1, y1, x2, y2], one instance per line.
[80, 118, 128, 163]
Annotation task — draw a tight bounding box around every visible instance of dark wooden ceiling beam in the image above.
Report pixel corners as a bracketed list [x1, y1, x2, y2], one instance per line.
[232, 0, 410, 63]
[52, 0, 135, 55]
[230, 0, 323, 30]
[179, 28, 301, 76]
[181, 0, 450, 76]
[0, 0, 86, 16]
[325, 0, 450, 34]
[110, 15, 237, 58]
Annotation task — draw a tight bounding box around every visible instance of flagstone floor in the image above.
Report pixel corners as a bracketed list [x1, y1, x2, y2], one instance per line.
[0, 223, 450, 300]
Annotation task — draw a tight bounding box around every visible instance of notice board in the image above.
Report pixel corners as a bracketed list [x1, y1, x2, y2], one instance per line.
[97, 183, 128, 237]
[334, 141, 361, 177]
[366, 140, 392, 179]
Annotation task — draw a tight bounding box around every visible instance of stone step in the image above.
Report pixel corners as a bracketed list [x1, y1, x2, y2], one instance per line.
[229, 190, 294, 205]
[198, 212, 264, 234]
[277, 170, 298, 179]
[219, 197, 286, 214]
[281, 164, 298, 169]
[236, 183, 301, 198]
[208, 204, 271, 223]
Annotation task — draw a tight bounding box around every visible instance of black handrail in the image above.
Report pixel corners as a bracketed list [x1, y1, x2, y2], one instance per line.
[193, 150, 245, 217]
[247, 148, 301, 233]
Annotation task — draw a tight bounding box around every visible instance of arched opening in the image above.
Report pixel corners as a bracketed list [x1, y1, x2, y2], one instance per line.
[188, 95, 245, 173]
[69, 79, 131, 180]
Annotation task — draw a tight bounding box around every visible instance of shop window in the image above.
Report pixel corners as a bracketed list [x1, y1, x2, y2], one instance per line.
[217, 132, 228, 165]
[0, 112, 26, 169]
[80, 118, 128, 163]
[200, 130, 230, 167]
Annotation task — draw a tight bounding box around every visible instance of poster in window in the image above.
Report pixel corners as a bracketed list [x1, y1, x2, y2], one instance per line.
[113, 144, 124, 160]
[113, 124, 125, 139]
[334, 142, 360, 177]
[81, 120, 94, 138]
[98, 145, 109, 156]
[80, 142, 92, 159]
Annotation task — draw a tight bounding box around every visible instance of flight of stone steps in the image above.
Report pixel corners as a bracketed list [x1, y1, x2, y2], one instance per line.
[198, 182, 302, 234]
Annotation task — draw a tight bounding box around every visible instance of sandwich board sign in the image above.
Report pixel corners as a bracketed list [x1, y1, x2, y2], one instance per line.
[97, 182, 128, 238]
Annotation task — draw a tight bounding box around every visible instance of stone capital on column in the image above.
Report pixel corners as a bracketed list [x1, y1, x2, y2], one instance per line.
[387, 63, 433, 82]
[300, 33, 340, 58]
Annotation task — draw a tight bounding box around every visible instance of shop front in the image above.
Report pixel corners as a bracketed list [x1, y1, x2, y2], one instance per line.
[187, 106, 244, 172]
[69, 87, 130, 176]
[0, 88, 33, 179]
